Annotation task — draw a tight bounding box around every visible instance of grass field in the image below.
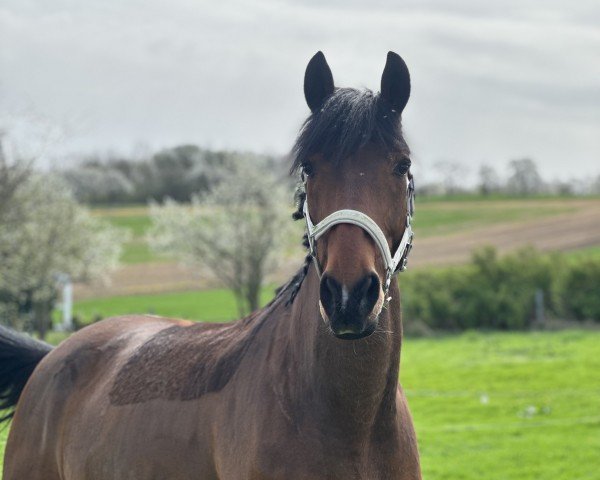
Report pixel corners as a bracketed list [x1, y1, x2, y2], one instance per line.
[402, 330, 600, 479]
[564, 245, 600, 262]
[92, 197, 590, 264]
[413, 199, 575, 238]
[71, 287, 276, 323]
[1, 329, 598, 478]
[92, 207, 164, 264]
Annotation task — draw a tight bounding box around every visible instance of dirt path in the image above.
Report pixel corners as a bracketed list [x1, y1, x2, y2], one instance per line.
[410, 206, 600, 267]
[76, 201, 600, 299]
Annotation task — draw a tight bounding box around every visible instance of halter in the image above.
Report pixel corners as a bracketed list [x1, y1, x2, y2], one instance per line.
[302, 173, 415, 294]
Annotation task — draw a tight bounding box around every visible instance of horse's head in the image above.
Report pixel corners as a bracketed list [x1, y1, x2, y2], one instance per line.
[294, 51, 414, 340]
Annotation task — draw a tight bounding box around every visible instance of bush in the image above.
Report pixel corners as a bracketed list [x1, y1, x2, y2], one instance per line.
[402, 247, 598, 331]
[402, 267, 467, 330]
[554, 259, 600, 321]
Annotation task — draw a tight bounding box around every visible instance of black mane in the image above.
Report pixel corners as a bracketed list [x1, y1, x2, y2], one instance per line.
[291, 87, 409, 173]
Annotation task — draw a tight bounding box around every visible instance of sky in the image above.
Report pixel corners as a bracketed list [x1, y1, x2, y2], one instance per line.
[1, 0, 599, 183]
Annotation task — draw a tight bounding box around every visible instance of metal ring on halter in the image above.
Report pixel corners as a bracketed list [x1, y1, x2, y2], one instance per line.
[303, 174, 415, 295]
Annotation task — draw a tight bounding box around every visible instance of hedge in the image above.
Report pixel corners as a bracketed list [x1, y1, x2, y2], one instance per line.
[401, 247, 600, 330]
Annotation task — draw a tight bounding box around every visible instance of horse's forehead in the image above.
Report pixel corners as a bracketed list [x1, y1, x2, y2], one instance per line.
[316, 148, 391, 179]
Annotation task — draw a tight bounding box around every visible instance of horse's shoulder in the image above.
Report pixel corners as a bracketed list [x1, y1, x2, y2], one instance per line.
[107, 316, 263, 405]
[56, 314, 193, 352]
[30, 316, 179, 390]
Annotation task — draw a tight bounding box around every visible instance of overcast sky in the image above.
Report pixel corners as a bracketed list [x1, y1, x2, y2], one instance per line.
[1, 0, 599, 182]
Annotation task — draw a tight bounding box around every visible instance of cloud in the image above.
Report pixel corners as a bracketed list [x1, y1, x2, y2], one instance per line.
[0, 0, 598, 180]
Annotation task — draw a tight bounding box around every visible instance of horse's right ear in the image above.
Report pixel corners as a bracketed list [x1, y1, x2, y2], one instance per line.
[304, 51, 334, 112]
[380, 51, 411, 113]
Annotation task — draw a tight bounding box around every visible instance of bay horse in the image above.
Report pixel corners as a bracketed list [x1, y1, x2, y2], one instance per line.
[1, 51, 421, 479]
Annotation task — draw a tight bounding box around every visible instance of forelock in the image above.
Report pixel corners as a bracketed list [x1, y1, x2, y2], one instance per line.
[291, 88, 408, 173]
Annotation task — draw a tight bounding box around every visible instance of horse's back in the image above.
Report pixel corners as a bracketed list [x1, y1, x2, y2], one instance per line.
[4, 315, 222, 480]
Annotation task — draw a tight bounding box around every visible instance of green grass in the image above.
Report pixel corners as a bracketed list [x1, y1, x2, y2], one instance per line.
[0, 428, 5, 472]
[563, 245, 600, 263]
[93, 207, 168, 264]
[100, 214, 153, 236]
[416, 193, 600, 203]
[118, 240, 160, 264]
[72, 287, 276, 324]
[413, 202, 575, 238]
[401, 330, 600, 479]
[2, 330, 598, 478]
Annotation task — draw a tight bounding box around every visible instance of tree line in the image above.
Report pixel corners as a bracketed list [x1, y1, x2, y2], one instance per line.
[61, 145, 291, 204]
[61, 150, 600, 205]
[417, 158, 600, 197]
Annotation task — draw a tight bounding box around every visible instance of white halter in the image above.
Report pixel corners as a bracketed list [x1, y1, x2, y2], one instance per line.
[303, 174, 414, 293]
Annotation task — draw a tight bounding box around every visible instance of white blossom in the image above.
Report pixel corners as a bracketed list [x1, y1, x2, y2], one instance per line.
[149, 159, 291, 316]
[0, 172, 125, 334]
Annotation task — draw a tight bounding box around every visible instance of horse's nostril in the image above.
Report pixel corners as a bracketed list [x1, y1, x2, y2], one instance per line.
[353, 273, 380, 310]
[320, 274, 342, 316]
[326, 276, 339, 296]
[354, 274, 372, 298]
[367, 274, 380, 303]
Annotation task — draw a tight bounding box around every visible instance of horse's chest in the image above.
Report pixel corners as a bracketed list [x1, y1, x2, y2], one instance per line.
[246, 455, 405, 480]
[240, 434, 414, 480]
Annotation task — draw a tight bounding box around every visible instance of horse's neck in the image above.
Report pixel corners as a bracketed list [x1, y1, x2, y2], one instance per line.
[284, 266, 402, 435]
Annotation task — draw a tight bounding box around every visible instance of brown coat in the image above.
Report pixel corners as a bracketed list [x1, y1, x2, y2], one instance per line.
[5, 269, 420, 479]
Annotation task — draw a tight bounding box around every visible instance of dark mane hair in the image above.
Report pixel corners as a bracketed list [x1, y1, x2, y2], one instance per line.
[290, 87, 409, 173]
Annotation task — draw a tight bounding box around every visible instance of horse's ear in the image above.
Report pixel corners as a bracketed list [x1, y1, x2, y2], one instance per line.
[304, 51, 335, 112]
[380, 51, 411, 113]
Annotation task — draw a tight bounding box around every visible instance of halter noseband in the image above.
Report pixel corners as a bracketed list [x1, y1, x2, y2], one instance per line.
[302, 173, 415, 294]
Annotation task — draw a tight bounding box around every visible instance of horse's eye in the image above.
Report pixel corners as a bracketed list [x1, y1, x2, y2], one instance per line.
[302, 162, 315, 177]
[393, 158, 411, 176]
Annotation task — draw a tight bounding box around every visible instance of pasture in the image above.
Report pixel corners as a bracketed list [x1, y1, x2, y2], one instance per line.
[92, 197, 596, 264]
[91, 207, 159, 264]
[2, 329, 598, 478]
[4, 195, 592, 477]
[93, 195, 600, 264]
[402, 330, 600, 479]
[81, 196, 600, 299]
[71, 287, 275, 323]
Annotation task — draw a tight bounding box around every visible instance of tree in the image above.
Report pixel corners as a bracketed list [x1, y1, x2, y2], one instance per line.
[149, 159, 290, 316]
[62, 166, 134, 203]
[478, 164, 501, 196]
[0, 169, 124, 337]
[507, 158, 544, 196]
[0, 132, 33, 221]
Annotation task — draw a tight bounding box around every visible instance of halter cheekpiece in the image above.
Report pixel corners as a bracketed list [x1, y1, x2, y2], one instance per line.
[302, 173, 415, 295]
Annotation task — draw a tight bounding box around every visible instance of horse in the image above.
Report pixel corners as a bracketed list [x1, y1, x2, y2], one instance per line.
[1, 51, 421, 479]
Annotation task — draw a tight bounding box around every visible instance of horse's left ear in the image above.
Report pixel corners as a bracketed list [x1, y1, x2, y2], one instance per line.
[380, 51, 411, 113]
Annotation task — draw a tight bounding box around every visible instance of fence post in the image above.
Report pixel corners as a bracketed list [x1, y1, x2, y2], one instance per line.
[54, 273, 73, 331]
[534, 288, 545, 327]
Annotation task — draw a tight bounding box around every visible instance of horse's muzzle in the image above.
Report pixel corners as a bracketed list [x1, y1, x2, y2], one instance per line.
[319, 272, 382, 340]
